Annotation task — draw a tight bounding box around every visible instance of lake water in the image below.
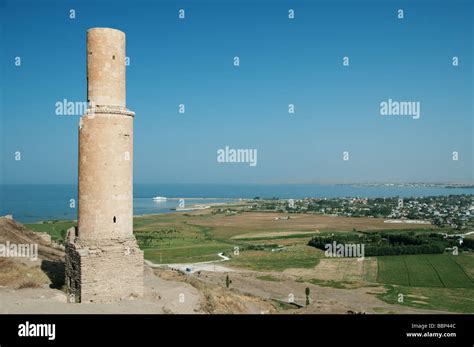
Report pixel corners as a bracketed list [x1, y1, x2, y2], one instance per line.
[0, 183, 472, 223]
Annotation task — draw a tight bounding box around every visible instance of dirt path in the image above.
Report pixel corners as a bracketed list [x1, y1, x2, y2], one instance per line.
[146, 252, 236, 273]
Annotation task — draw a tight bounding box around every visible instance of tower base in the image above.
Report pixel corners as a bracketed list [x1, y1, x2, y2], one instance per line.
[65, 229, 144, 303]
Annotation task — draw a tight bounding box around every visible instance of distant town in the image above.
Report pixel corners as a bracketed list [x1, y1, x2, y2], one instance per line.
[337, 182, 474, 189]
[239, 195, 474, 230]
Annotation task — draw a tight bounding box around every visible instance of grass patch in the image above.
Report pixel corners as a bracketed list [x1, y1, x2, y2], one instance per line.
[229, 245, 320, 271]
[271, 299, 300, 311]
[296, 278, 360, 289]
[144, 242, 232, 264]
[25, 220, 76, 243]
[377, 285, 474, 313]
[256, 275, 281, 282]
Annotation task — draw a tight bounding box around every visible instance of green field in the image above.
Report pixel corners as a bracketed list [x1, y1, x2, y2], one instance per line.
[144, 242, 232, 263]
[134, 218, 238, 263]
[376, 253, 474, 313]
[131, 212, 327, 268]
[378, 285, 474, 313]
[25, 221, 76, 242]
[229, 245, 321, 271]
[377, 254, 474, 288]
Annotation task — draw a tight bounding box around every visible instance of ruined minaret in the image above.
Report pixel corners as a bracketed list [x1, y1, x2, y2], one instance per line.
[65, 28, 143, 303]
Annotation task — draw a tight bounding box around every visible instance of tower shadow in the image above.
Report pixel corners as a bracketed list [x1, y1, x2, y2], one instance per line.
[41, 260, 65, 289]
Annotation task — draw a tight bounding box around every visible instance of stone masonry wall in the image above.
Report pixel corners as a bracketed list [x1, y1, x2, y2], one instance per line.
[65, 236, 143, 303]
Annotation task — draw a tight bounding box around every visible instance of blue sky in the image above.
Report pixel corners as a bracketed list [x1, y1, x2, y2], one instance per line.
[0, 0, 472, 184]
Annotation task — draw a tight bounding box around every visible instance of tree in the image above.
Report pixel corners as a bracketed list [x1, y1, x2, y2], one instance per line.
[305, 287, 311, 306]
[225, 275, 231, 289]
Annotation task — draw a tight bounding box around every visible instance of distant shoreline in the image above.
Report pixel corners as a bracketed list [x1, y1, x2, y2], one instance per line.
[5, 186, 473, 224]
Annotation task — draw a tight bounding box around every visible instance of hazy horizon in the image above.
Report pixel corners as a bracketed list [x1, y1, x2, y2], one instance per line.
[1, 180, 473, 186]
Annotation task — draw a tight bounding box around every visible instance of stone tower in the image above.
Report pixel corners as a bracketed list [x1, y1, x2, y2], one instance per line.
[65, 28, 143, 303]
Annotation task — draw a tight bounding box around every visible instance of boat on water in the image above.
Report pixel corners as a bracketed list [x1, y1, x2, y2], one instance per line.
[152, 196, 167, 201]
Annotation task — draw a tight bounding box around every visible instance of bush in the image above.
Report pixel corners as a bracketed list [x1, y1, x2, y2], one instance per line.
[308, 232, 449, 256]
